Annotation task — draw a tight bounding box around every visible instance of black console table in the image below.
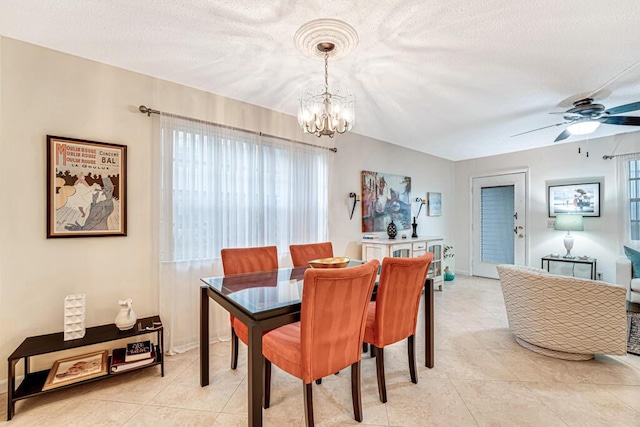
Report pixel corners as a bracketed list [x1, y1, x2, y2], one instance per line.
[7, 315, 163, 420]
[541, 255, 597, 280]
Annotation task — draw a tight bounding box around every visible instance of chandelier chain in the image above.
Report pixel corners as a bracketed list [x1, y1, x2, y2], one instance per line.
[324, 53, 329, 93]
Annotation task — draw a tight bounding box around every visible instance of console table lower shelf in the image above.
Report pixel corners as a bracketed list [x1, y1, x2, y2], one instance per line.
[7, 315, 164, 421]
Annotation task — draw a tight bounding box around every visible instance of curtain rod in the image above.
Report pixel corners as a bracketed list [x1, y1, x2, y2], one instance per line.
[603, 152, 640, 160]
[138, 105, 337, 153]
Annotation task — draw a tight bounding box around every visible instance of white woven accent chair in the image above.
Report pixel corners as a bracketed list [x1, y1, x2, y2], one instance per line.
[496, 264, 627, 360]
[616, 256, 640, 303]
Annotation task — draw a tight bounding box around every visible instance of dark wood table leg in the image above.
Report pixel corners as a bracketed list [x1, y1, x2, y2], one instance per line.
[159, 328, 165, 377]
[248, 322, 264, 427]
[7, 359, 17, 420]
[424, 278, 434, 368]
[200, 286, 210, 387]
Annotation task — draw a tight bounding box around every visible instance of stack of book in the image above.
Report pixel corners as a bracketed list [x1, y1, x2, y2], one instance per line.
[110, 340, 157, 374]
[362, 234, 380, 240]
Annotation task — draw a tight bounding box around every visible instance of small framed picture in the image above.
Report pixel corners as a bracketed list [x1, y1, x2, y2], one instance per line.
[43, 350, 108, 390]
[427, 192, 442, 216]
[47, 135, 127, 238]
[547, 181, 600, 217]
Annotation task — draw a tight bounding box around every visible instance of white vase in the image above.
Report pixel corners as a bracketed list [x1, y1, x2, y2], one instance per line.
[115, 299, 137, 331]
[64, 294, 86, 341]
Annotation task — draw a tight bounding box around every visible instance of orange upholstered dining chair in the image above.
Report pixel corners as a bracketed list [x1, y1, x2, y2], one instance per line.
[220, 246, 278, 369]
[289, 242, 334, 267]
[262, 259, 380, 426]
[364, 253, 433, 403]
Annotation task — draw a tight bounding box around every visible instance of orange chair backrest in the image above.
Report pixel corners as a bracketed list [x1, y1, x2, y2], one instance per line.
[220, 246, 278, 275]
[289, 242, 334, 267]
[299, 259, 379, 383]
[373, 253, 433, 346]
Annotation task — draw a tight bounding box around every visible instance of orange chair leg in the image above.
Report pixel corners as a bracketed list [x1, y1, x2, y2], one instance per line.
[263, 358, 271, 409]
[408, 334, 418, 384]
[303, 382, 314, 426]
[374, 346, 387, 403]
[230, 327, 239, 370]
[351, 361, 363, 422]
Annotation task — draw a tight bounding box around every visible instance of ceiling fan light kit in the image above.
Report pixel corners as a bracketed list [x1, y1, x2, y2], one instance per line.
[567, 121, 600, 135]
[294, 19, 358, 138]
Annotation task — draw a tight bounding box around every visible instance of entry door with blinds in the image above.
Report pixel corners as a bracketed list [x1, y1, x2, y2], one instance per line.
[472, 173, 526, 279]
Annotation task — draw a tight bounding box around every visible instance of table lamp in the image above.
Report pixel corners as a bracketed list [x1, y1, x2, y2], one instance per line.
[554, 214, 584, 259]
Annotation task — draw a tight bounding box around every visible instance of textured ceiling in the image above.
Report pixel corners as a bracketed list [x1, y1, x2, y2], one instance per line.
[1, 0, 640, 160]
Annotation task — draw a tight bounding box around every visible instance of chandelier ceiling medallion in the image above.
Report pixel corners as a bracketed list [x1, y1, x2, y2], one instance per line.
[294, 19, 359, 138]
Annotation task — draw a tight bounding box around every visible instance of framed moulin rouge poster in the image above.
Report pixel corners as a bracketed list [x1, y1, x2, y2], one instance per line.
[46, 135, 127, 238]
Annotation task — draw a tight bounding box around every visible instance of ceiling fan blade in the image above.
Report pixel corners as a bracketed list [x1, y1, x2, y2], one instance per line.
[554, 129, 571, 142]
[511, 122, 565, 137]
[604, 101, 640, 115]
[600, 116, 640, 126]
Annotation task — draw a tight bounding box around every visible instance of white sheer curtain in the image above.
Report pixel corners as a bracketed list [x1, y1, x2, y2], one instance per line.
[616, 152, 640, 249]
[157, 113, 329, 353]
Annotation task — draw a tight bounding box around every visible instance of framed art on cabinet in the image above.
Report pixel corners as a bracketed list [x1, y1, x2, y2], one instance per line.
[47, 135, 127, 237]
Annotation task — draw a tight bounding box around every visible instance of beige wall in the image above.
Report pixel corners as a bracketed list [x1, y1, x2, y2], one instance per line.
[454, 133, 640, 281]
[0, 37, 454, 383]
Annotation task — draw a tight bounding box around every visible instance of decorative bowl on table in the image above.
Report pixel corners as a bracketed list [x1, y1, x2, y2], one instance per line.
[308, 257, 350, 269]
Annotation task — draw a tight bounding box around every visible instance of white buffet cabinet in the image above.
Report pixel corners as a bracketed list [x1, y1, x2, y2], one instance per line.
[361, 236, 445, 291]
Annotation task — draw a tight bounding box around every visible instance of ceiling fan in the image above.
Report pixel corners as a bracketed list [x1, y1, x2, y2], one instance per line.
[512, 97, 640, 141]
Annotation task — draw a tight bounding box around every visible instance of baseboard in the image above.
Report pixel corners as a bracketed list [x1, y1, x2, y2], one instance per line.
[0, 375, 24, 395]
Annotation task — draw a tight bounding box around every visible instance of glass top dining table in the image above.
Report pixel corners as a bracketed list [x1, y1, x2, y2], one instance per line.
[199, 260, 435, 427]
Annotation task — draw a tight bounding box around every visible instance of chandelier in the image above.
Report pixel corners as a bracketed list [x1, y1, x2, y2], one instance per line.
[294, 19, 359, 138]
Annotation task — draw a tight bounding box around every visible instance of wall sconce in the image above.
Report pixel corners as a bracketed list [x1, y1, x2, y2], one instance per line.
[349, 192, 360, 220]
[414, 197, 425, 217]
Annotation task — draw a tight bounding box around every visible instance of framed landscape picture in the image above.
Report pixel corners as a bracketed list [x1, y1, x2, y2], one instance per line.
[42, 350, 108, 390]
[427, 192, 442, 216]
[47, 135, 127, 237]
[548, 181, 600, 217]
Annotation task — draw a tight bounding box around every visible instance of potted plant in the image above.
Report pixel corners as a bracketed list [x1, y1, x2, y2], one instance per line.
[443, 245, 455, 281]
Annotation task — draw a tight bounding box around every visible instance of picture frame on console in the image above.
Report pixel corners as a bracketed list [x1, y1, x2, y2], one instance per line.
[547, 180, 601, 218]
[42, 350, 108, 390]
[47, 135, 127, 238]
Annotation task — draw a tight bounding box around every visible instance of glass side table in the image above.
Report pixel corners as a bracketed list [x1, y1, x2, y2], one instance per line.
[541, 254, 597, 280]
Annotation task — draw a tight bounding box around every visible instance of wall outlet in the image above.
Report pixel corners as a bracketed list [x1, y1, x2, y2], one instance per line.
[547, 220, 555, 228]
[596, 272, 603, 281]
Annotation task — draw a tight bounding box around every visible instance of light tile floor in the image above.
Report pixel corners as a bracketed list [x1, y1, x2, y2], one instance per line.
[2, 275, 640, 426]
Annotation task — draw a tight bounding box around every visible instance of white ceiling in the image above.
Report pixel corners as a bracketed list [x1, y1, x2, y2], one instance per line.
[1, 0, 640, 160]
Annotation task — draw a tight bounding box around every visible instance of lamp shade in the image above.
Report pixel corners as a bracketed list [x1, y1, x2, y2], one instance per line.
[567, 121, 600, 135]
[554, 214, 584, 231]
